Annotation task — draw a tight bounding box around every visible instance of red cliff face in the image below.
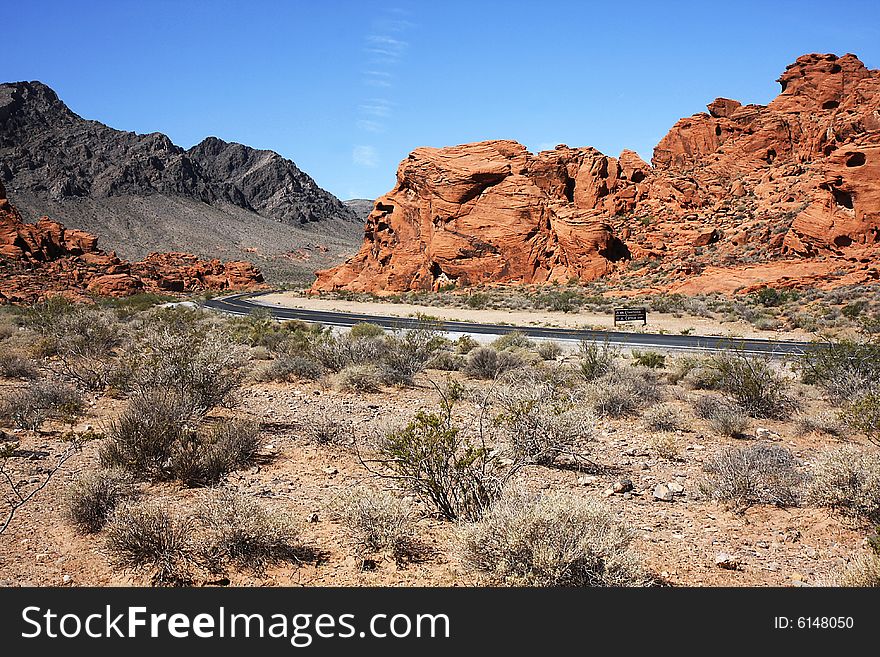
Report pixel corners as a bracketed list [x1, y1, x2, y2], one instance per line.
[0, 180, 264, 304]
[314, 53, 880, 295]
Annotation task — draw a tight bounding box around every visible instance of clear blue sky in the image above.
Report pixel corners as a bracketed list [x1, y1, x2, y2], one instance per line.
[5, 0, 879, 200]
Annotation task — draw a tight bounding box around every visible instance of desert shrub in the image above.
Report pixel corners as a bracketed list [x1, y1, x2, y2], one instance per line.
[380, 327, 443, 386]
[310, 332, 387, 373]
[0, 350, 39, 379]
[65, 468, 133, 533]
[255, 355, 324, 382]
[693, 395, 749, 437]
[427, 350, 464, 371]
[349, 322, 385, 339]
[649, 432, 681, 460]
[793, 410, 844, 437]
[195, 491, 301, 575]
[457, 489, 648, 587]
[631, 350, 666, 369]
[51, 307, 124, 390]
[335, 364, 383, 392]
[494, 375, 594, 465]
[455, 335, 480, 354]
[707, 350, 795, 419]
[106, 502, 196, 586]
[643, 403, 684, 432]
[464, 346, 523, 380]
[578, 340, 617, 382]
[0, 380, 83, 431]
[337, 488, 419, 563]
[492, 331, 534, 351]
[667, 356, 700, 385]
[699, 444, 805, 509]
[373, 407, 511, 521]
[15, 296, 75, 335]
[806, 446, 880, 523]
[588, 367, 660, 418]
[128, 315, 246, 414]
[100, 390, 260, 484]
[300, 413, 350, 446]
[826, 554, 880, 587]
[536, 341, 563, 360]
[172, 419, 262, 486]
[229, 308, 298, 350]
[844, 392, 880, 444]
[800, 337, 880, 404]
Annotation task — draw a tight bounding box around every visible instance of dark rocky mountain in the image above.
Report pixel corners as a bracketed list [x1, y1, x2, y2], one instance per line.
[343, 198, 375, 223]
[0, 81, 361, 281]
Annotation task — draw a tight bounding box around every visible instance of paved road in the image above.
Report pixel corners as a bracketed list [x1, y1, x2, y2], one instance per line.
[204, 291, 817, 356]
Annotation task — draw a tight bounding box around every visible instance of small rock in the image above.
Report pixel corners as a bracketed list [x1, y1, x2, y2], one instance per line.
[602, 488, 615, 498]
[715, 552, 739, 570]
[639, 462, 650, 470]
[323, 466, 338, 476]
[653, 483, 674, 501]
[307, 512, 319, 523]
[577, 475, 598, 486]
[667, 482, 684, 494]
[755, 427, 780, 441]
[613, 478, 634, 493]
[62, 575, 72, 584]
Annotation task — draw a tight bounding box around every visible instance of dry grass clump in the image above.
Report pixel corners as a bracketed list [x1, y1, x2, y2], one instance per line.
[693, 395, 749, 437]
[336, 488, 421, 564]
[699, 444, 805, 509]
[806, 446, 880, 523]
[457, 489, 649, 587]
[65, 468, 134, 533]
[643, 402, 685, 432]
[464, 346, 524, 380]
[334, 364, 384, 392]
[0, 380, 83, 431]
[587, 367, 661, 418]
[823, 553, 880, 587]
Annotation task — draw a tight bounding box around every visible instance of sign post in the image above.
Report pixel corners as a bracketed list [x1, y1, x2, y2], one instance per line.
[614, 307, 647, 326]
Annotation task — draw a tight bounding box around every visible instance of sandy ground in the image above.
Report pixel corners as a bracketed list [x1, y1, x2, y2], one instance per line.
[258, 292, 815, 342]
[0, 368, 869, 588]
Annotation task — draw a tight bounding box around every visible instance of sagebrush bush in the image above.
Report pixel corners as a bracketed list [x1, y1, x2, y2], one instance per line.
[195, 491, 301, 575]
[649, 431, 681, 460]
[426, 350, 465, 371]
[127, 314, 246, 414]
[457, 489, 648, 587]
[826, 554, 880, 587]
[707, 350, 795, 419]
[464, 346, 523, 380]
[495, 375, 594, 465]
[380, 327, 442, 386]
[52, 307, 124, 390]
[0, 350, 39, 379]
[800, 337, 880, 404]
[300, 413, 350, 446]
[693, 395, 749, 437]
[793, 410, 844, 437]
[455, 335, 479, 354]
[310, 332, 387, 373]
[806, 446, 880, 523]
[536, 341, 563, 361]
[101, 390, 261, 484]
[699, 444, 805, 509]
[492, 331, 534, 351]
[335, 364, 383, 392]
[65, 468, 133, 533]
[844, 392, 880, 444]
[0, 380, 83, 431]
[588, 367, 660, 418]
[349, 322, 385, 339]
[106, 502, 196, 586]
[643, 402, 684, 432]
[578, 340, 616, 381]
[337, 488, 420, 563]
[255, 355, 324, 382]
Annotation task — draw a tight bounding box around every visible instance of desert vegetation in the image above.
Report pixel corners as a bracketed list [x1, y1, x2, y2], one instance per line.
[1, 295, 879, 588]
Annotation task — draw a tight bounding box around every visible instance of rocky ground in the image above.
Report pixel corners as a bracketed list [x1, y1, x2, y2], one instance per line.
[0, 352, 871, 588]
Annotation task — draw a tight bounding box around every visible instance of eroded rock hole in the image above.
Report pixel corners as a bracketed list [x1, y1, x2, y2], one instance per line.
[833, 235, 853, 247]
[715, 125, 722, 136]
[822, 100, 840, 110]
[600, 237, 631, 262]
[563, 176, 575, 202]
[830, 63, 842, 73]
[765, 149, 777, 164]
[846, 152, 866, 167]
[831, 187, 854, 210]
[375, 202, 395, 214]
[630, 170, 646, 184]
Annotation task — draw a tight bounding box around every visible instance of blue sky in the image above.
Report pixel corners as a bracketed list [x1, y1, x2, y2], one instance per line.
[4, 0, 879, 200]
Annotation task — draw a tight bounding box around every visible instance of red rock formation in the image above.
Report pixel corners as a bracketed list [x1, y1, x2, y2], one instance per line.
[315, 53, 880, 296]
[0, 180, 264, 304]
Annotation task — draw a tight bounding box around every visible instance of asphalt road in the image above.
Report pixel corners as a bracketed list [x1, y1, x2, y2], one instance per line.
[203, 292, 818, 356]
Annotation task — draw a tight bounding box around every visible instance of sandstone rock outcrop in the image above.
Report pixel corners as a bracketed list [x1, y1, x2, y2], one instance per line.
[0, 180, 264, 304]
[315, 53, 880, 295]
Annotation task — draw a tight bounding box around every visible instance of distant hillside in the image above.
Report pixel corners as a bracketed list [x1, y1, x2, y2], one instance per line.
[343, 198, 375, 223]
[0, 81, 361, 282]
